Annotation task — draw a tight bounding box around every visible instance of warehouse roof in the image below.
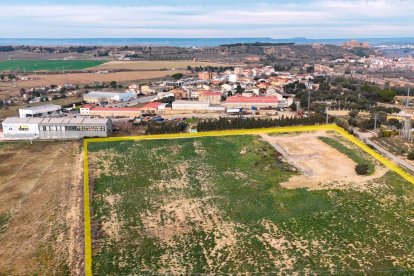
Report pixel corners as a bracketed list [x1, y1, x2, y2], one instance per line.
[91, 107, 140, 111]
[225, 96, 278, 104]
[2, 117, 109, 125]
[3, 117, 44, 124]
[84, 91, 135, 98]
[19, 104, 62, 111]
[173, 100, 208, 105]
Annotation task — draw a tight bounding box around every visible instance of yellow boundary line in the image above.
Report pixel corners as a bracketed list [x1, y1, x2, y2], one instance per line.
[82, 124, 414, 276]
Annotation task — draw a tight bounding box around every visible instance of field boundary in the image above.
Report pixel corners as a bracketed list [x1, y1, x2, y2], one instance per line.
[82, 124, 414, 275]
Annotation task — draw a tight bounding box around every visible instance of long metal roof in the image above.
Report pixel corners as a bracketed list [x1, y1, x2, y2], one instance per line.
[19, 104, 62, 111]
[2, 117, 109, 125]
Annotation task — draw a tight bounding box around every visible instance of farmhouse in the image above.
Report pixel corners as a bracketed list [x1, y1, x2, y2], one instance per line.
[2, 117, 112, 140]
[19, 104, 62, 118]
[83, 91, 136, 103]
[224, 96, 279, 109]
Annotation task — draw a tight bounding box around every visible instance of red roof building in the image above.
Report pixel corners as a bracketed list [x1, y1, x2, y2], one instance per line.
[140, 102, 167, 114]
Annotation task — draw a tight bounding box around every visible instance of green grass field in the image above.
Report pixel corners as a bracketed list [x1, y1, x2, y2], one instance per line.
[0, 60, 106, 72]
[88, 135, 414, 274]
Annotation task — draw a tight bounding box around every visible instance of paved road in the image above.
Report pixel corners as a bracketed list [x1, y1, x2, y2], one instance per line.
[353, 128, 414, 173]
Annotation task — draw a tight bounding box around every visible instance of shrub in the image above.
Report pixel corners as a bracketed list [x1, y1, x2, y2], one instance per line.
[355, 164, 369, 175]
[407, 151, 414, 160]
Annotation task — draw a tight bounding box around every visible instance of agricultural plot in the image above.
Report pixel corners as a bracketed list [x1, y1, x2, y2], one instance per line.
[92, 60, 235, 70]
[0, 59, 106, 72]
[0, 141, 83, 275]
[88, 132, 414, 274]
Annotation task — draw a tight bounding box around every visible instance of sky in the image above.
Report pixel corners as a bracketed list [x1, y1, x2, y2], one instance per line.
[0, 0, 413, 38]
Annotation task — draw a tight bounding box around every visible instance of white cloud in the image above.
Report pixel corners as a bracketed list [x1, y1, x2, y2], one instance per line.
[0, 1, 413, 38]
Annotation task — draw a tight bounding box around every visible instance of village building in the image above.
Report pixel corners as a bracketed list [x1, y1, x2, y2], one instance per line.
[223, 96, 279, 109]
[198, 91, 222, 104]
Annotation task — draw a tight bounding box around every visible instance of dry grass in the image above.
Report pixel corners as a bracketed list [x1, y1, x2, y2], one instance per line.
[0, 70, 186, 92]
[0, 141, 83, 275]
[93, 60, 234, 70]
[0, 96, 84, 119]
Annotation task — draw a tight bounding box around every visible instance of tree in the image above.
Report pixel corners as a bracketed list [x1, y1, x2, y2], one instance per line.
[235, 84, 244, 94]
[371, 111, 388, 124]
[171, 73, 184, 80]
[319, 83, 331, 91]
[349, 110, 359, 118]
[110, 81, 117, 88]
[408, 151, 414, 160]
[306, 66, 314, 73]
[19, 88, 26, 97]
[336, 118, 350, 130]
[355, 164, 369, 175]
[379, 89, 396, 102]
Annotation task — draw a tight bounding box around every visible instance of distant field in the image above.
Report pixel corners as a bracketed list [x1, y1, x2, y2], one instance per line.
[0, 70, 186, 94]
[93, 60, 235, 70]
[0, 60, 106, 72]
[88, 133, 414, 274]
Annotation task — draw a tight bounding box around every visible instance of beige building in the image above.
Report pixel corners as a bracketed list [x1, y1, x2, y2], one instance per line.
[80, 105, 140, 118]
[198, 91, 222, 104]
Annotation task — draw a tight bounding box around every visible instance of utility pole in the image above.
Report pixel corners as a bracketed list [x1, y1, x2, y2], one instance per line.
[374, 113, 379, 133]
[307, 90, 311, 111]
[325, 107, 329, 124]
[406, 88, 410, 109]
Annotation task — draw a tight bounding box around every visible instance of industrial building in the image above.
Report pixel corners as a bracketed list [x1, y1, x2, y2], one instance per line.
[80, 105, 141, 118]
[223, 96, 279, 109]
[83, 91, 136, 103]
[19, 104, 62, 118]
[171, 100, 225, 113]
[2, 117, 112, 140]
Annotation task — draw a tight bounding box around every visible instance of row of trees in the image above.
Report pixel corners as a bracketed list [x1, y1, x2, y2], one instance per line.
[145, 121, 188, 135]
[197, 115, 332, 132]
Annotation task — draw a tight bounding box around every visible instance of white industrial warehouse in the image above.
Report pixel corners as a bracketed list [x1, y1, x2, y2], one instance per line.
[19, 104, 62, 118]
[83, 91, 136, 103]
[2, 117, 112, 140]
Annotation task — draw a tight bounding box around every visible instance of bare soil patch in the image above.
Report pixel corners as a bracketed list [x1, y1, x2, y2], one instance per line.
[261, 132, 388, 190]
